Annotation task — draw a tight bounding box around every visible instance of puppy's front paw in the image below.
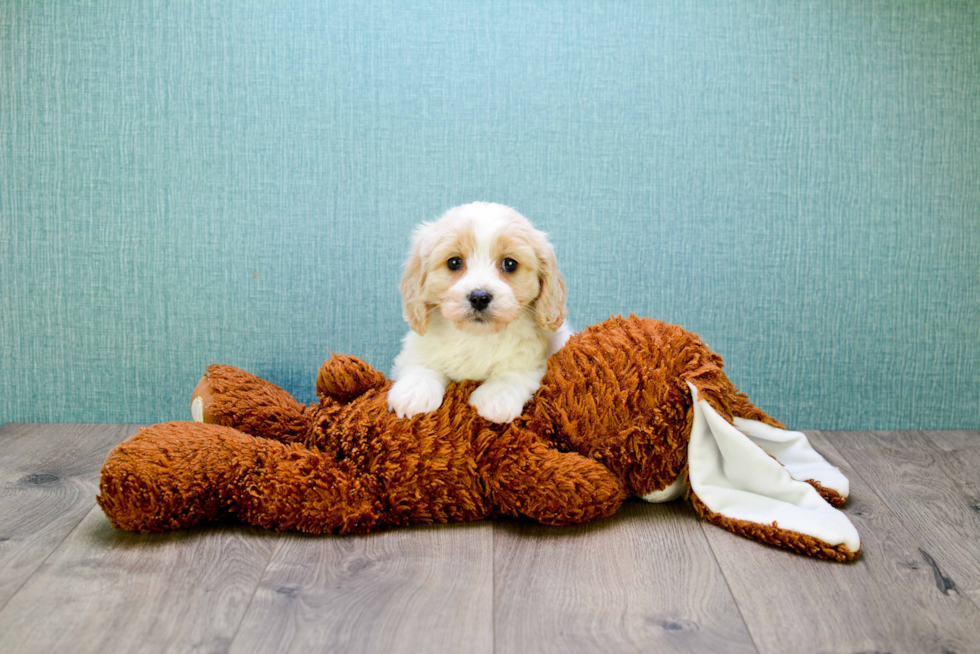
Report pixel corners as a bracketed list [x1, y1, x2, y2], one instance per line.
[387, 376, 446, 419]
[469, 382, 532, 423]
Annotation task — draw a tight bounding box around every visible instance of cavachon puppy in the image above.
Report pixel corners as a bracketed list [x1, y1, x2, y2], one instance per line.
[388, 202, 572, 423]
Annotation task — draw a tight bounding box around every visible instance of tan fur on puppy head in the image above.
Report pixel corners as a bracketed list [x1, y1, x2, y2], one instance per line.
[399, 245, 430, 335]
[530, 238, 567, 330]
[399, 203, 567, 335]
[399, 219, 476, 335]
[492, 219, 567, 331]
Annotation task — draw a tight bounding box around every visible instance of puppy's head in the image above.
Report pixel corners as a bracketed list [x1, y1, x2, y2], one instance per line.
[400, 202, 566, 336]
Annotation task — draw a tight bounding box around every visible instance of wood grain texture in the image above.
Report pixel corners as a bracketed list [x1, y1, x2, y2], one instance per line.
[0, 423, 135, 610]
[924, 431, 980, 516]
[0, 508, 281, 654]
[703, 431, 980, 654]
[927, 431, 980, 453]
[3, 425, 980, 654]
[493, 500, 758, 654]
[826, 430, 980, 609]
[230, 521, 493, 654]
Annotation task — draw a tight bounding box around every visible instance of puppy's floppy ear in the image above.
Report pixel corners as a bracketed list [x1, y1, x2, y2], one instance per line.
[399, 233, 431, 335]
[534, 239, 567, 331]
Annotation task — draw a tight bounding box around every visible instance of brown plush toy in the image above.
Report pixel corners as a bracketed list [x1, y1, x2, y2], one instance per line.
[97, 316, 861, 561]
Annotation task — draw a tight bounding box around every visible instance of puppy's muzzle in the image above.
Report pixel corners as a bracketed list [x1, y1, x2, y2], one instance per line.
[468, 289, 493, 312]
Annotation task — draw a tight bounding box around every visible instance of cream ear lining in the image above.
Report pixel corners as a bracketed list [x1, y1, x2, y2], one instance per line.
[732, 417, 849, 499]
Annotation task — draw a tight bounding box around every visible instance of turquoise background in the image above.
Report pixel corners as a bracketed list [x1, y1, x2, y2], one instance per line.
[2, 1, 978, 429]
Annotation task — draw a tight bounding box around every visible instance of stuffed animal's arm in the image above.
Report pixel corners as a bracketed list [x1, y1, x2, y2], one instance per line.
[317, 355, 389, 404]
[482, 426, 627, 525]
[191, 365, 311, 444]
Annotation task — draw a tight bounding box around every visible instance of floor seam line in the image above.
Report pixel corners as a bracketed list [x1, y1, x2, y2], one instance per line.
[0, 502, 99, 615]
[699, 520, 763, 654]
[226, 534, 285, 653]
[491, 522, 496, 654]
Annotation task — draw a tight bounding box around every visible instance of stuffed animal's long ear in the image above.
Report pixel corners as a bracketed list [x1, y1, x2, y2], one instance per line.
[534, 240, 567, 331]
[682, 381, 860, 561]
[399, 240, 431, 335]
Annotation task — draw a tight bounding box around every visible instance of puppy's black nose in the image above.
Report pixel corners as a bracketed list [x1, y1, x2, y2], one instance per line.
[468, 289, 493, 311]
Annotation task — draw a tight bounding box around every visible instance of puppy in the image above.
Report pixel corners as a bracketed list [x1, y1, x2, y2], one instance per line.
[388, 202, 572, 423]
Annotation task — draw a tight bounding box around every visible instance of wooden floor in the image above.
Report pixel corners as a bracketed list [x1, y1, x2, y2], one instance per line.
[1, 424, 979, 654]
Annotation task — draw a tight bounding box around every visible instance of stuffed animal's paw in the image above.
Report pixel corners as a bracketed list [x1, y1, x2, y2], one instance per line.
[387, 375, 446, 418]
[469, 381, 532, 423]
[190, 375, 215, 424]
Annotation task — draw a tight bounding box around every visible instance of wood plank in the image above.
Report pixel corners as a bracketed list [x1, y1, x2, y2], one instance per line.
[494, 500, 758, 654]
[825, 430, 980, 608]
[0, 507, 281, 654]
[0, 423, 135, 610]
[702, 431, 980, 654]
[230, 521, 494, 654]
[923, 430, 980, 453]
[922, 431, 980, 522]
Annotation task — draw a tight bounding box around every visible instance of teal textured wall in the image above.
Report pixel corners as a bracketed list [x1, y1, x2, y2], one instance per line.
[2, 1, 978, 429]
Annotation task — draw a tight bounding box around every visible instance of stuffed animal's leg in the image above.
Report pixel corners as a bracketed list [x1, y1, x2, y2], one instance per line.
[191, 365, 312, 444]
[99, 422, 267, 532]
[683, 383, 861, 561]
[485, 426, 627, 526]
[98, 422, 384, 534]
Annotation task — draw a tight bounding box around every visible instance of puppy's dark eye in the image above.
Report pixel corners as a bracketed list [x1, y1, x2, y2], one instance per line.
[447, 257, 463, 271]
[502, 258, 518, 273]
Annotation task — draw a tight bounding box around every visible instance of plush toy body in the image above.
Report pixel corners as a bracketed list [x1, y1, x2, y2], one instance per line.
[98, 316, 860, 561]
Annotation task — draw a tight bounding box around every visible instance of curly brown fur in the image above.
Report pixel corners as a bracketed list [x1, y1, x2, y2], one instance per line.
[99, 315, 823, 553]
[203, 364, 312, 444]
[806, 479, 847, 507]
[528, 315, 779, 497]
[100, 379, 627, 533]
